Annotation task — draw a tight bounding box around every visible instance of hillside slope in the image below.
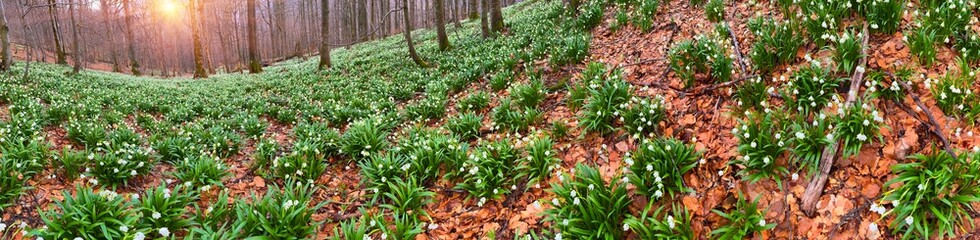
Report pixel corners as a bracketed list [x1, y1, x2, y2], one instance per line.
[2, 0, 980, 239]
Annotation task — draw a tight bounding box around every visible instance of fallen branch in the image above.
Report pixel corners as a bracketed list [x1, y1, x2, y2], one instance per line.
[885, 71, 957, 159]
[722, 21, 748, 74]
[801, 24, 869, 216]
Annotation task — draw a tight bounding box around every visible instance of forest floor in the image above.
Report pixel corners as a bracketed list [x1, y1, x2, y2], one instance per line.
[3, 0, 980, 239]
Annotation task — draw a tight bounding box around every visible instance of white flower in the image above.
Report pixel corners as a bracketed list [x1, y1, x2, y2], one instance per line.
[863, 119, 870, 126]
[152, 211, 162, 219]
[856, 133, 868, 142]
[552, 198, 560, 207]
[654, 190, 663, 198]
[795, 132, 806, 139]
[904, 216, 914, 225]
[573, 197, 581, 205]
[646, 164, 653, 172]
[759, 219, 767, 226]
[159, 227, 170, 237]
[623, 223, 630, 232]
[555, 233, 563, 240]
[120, 225, 129, 232]
[133, 233, 146, 240]
[74, 238, 83, 240]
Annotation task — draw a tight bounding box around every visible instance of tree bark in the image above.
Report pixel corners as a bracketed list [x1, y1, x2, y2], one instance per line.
[318, 0, 331, 69]
[122, 0, 141, 75]
[401, 0, 427, 67]
[357, 0, 367, 42]
[489, 0, 503, 32]
[100, 0, 121, 72]
[468, 0, 478, 19]
[190, 0, 208, 78]
[47, 0, 67, 65]
[68, 0, 81, 74]
[247, 0, 263, 73]
[480, 0, 489, 38]
[0, 0, 10, 72]
[435, 0, 451, 50]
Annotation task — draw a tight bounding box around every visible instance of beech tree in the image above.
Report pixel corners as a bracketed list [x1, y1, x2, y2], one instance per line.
[247, 0, 263, 73]
[435, 0, 451, 50]
[123, 0, 141, 75]
[318, 0, 331, 69]
[402, 0, 427, 67]
[0, 0, 10, 72]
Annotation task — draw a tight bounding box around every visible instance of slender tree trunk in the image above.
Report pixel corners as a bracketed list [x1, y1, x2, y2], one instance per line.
[190, 0, 207, 78]
[298, 0, 309, 58]
[247, 0, 263, 73]
[68, 0, 81, 74]
[401, 0, 426, 67]
[480, 0, 489, 38]
[123, 0, 141, 75]
[357, 0, 367, 41]
[468, 0, 478, 19]
[99, 0, 120, 72]
[47, 0, 67, 65]
[0, 0, 10, 72]
[318, 0, 331, 69]
[435, 0, 451, 50]
[489, 0, 503, 32]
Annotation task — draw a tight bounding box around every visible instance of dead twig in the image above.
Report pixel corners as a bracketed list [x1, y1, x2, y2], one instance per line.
[723, 21, 748, 74]
[884, 71, 957, 159]
[801, 24, 870, 216]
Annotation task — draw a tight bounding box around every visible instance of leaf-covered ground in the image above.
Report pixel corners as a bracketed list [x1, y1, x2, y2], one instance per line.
[2, 0, 980, 239]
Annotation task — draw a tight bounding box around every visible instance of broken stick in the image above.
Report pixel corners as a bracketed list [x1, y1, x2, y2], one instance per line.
[801, 24, 869, 216]
[886, 71, 957, 159]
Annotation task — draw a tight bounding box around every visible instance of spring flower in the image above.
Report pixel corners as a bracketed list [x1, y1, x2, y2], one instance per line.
[904, 216, 913, 225]
[573, 197, 581, 205]
[856, 134, 868, 142]
[552, 198, 560, 207]
[623, 223, 630, 232]
[759, 219, 767, 227]
[152, 211, 161, 219]
[120, 225, 129, 232]
[159, 227, 170, 237]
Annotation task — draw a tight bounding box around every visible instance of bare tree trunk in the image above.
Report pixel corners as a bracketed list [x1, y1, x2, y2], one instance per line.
[68, 0, 81, 74]
[100, 0, 120, 72]
[357, 0, 367, 41]
[480, 0, 489, 38]
[47, 0, 67, 65]
[247, 0, 263, 73]
[318, 0, 331, 69]
[0, 0, 10, 72]
[435, 0, 451, 50]
[489, 0, 503, 32]
[401, 0, 427, 67]
[190, 0, 207, 78]
[298, 0, 309, 58]
[123, 0, 141, 75]
[274, 0, 286, 59]
[468, 0, 478, 19]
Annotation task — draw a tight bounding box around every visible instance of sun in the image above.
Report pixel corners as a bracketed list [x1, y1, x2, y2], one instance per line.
[158, 0, 180, 16]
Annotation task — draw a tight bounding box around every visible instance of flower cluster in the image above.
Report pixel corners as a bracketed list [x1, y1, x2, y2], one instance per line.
[734, 112, 789, 184]
[669, 35, 734, 88]
[881, 149, 980, 239]
[625, 137, 701, 200]
[546, 164, 631, 239]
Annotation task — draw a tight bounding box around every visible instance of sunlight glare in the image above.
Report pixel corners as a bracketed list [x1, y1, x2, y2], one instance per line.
[158, 0, 180, 16]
